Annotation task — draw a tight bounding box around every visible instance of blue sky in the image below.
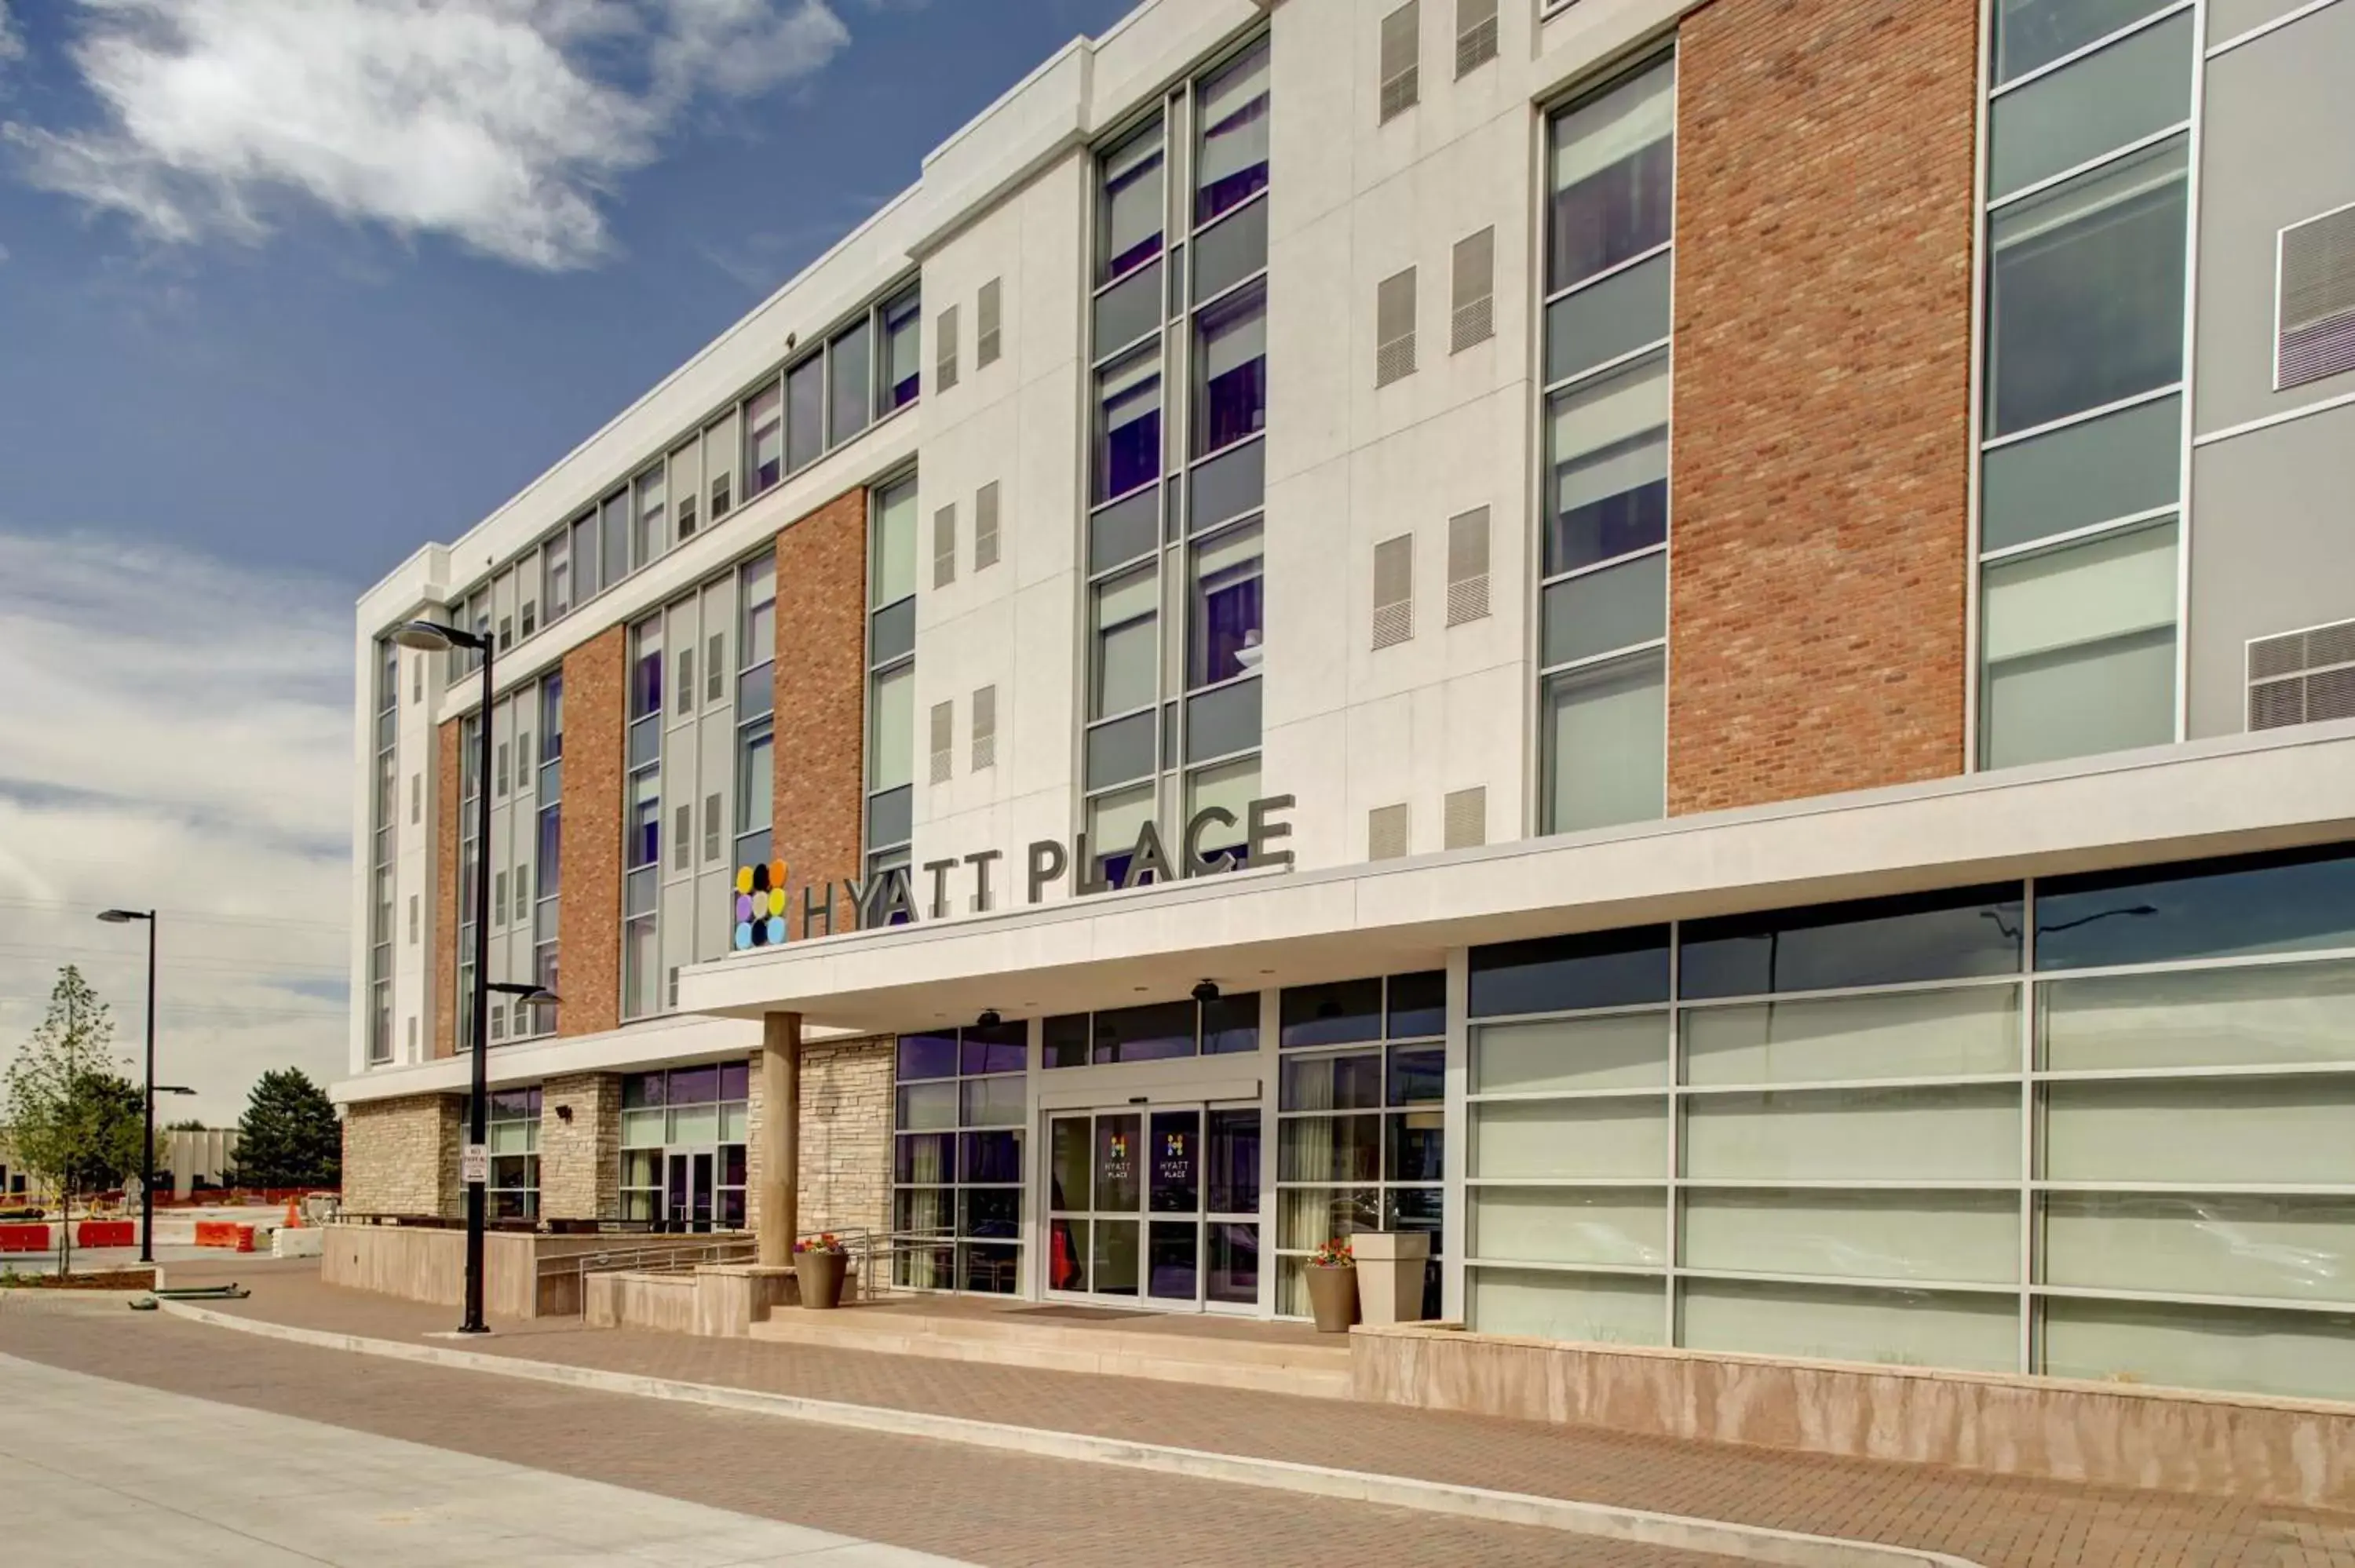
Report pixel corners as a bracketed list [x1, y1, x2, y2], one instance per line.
[0, 0, 1136, 1123]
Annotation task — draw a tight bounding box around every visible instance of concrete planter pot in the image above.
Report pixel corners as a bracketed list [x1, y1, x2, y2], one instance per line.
[794, 1249, 847, 1311]
[1304, 1263, 1359, 1333]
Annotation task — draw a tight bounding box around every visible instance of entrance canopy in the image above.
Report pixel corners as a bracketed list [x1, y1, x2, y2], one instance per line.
[678, 728, 2355, 1034]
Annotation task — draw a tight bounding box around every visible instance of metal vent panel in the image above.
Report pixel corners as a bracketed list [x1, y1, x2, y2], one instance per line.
[1373, 534, 1415, 649]
[975, 481, 1002, 571]
[1443, 786, 1486, 849]
[1380, 67, 1419, 122]
[977, 279, 1002, 369]
[1446, 507, 1491, 625]
[1369, 804, 1411, 861]
[933, 504, 957, 588]
[929, 700, 954, 785]
[937, 304, 960, 392]
[2246, 617, 2355, 731]
[1376, 334, 1417, 387]
[1451, 296, 1495, 352]
[1446, 574, 1490, 627]
[2280, 206, 2355, 388]
[1455, 14, 1498, 75]
[972, 684, 998, 771]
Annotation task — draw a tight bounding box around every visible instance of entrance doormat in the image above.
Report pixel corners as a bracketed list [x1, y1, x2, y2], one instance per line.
[1007, 1304, 1156, 1322]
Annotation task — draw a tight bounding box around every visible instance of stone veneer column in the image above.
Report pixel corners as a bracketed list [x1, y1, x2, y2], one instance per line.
[747, 1034, 894, 1242]
[557, 625, 626, 1037]
[772, 490, 867, 907]
[1665, 0, 1978, 814]
[341, 1094, 464, 1217]
[538, 1072, 620, 1221]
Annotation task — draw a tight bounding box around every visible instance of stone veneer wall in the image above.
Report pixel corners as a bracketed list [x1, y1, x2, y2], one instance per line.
[1666, 0, 1977, 813]
[342, 1094, 462, 1217]
[538, 1072, 621, 1221]
[557, 624, 626, 1037]
[747, 1035, 893, 1240]
[772, 490, 868, 910]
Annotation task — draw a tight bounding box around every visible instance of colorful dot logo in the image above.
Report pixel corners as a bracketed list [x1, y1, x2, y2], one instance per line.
[732, 859, 790, 950]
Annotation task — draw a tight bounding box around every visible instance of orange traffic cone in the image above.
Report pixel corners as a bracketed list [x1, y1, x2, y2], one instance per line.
[283, 1195, 302, 1230]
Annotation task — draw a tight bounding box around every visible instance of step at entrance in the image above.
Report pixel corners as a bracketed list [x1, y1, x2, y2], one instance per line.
[750, 1302, 1353, 1398]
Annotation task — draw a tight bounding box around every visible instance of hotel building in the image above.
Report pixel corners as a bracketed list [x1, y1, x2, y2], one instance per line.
[341, 0, 2355, 1409]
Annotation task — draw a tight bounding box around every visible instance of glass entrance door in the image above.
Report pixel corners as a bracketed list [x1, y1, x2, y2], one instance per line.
[663, 1150, 715, 1232]
[1048, 1103, 1261, 1310]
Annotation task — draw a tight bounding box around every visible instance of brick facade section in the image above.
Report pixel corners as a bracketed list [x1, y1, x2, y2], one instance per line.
[1665, 0, 1977, 815]
[342, 1094, 462, 1217]
[746, 1037, 893, 1242]
[772, 489, 870, 901]
[433, 720, 460, 1059]
[558, 625, 627, 1037]
[539, 1071, 621, 1221]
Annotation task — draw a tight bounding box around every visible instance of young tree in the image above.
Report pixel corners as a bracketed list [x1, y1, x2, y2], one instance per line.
[2, 966, 144, 1271]
[235, 1068, 341, 1189]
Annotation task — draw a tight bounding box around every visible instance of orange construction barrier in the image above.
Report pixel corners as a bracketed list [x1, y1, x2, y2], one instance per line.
[283, 1196, 302, 1230]
[76, 1220, 135, 1248]
[0, 1223, 49, 1253]
[193, 1220, 257, 1253]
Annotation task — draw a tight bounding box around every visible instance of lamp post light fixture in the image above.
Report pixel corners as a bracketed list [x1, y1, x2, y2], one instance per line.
[96, 907, 159, 1263]
[389, 617, 504, 1332]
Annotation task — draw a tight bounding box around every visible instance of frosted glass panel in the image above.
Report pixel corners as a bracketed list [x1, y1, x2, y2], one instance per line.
[2044, 1077, 2355, 1185]
[1543, 649, 1666, 833]
[669, 1105, 718, 1146]
[2043, 1297, 2355, 1402]
[1470, 1187, 1667, 1267]
[896, 1081, 958, 1133]
[1473, 1097, 1666, 1180]
[719, 1103, 748, 1143]
[2041, 960, 2355, 1072]
[1683, 1190, 2020, 1285]
[2044, 1193, 2355, 1304]
[1473, 1012, 1668, 1093]
[1683, 1085, 2019, 1181]
[1986, 10, 2193, 200]
[1470, 1267, 1664, 1346]
[1683, 986, 2021, 1086]
[1681, 1278, 2018, 1371]
[621, 1108, 666, 1148]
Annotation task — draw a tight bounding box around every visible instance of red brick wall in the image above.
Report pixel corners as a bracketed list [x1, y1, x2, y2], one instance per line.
[1666, 0, 1977, 815]
[558, 625, 626, 1037]
[433, 718, 458, 1059]
[773, 488, 870, 898]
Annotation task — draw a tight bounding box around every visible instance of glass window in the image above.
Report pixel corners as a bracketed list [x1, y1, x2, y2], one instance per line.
[1280, 978, 1382, 1048]
[1091, 566, 1159, 719]
[869, 664, 914, 793]
[744, 383, 783, 495]
[1545, 350, 1669, 574]
[1193, 281, 1267, 456]
[829, 319, 873, 445]
[600, 490, 629, 590]
[1546, 55, 1674, 296]
[1195, 39, 1270, 226]
[629, 620, 663, 720]
[633, 468, 667, 566]
[2036, 844, 2355, 970]
[1188, 522, 1262, 688]
[1981, 392, 2180, 553]
[871, 477, 919, 608]
[1467, 925, 1669, 1018]
[1986, 10, 2191, 201]
[1185, 757, 1258, 866]
[1994, 0, 2175, 83]
[1091, 1000, 1196, 1064]
[881, 287, 922, 411]
[1981, 520, 2176, 769]
[542, 532, 571, 619]
[1542, 647, 1665, 833]
[1986, 136, 2187, 437]
[1685, 986, 2022, 1085]
[1085, 783, 1154, 884]
[1679, 884, 2025, 999]
[1203, 992, 1260, 1055]
[1097, 349, 1163, 501]
[736, 722, 772, 835]
[786, 355, 824, 472]
[1473, 1012, 1667, 1093]
[1542, 551, 1666, 670]
[1387, 972, 1446, 1040]
[1101, 121, 1166, 283]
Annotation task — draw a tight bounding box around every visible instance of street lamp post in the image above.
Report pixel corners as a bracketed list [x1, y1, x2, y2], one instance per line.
[389, 618, 558, 1333]
[96, 908, 158, 1263]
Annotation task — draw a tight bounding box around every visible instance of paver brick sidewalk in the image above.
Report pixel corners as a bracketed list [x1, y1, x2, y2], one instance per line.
[175, 1261, 2355, 1568]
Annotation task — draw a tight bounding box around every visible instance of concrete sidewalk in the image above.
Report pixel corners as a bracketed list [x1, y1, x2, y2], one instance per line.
[162, 1261, 2355, 1567]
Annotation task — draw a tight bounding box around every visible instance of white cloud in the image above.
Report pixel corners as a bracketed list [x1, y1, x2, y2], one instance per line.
[0, 530, 354, 1128]
[0, 2, 22, 67]
[4, 0, 852, 268]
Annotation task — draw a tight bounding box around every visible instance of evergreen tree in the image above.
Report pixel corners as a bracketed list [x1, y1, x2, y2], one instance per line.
[3, 966, 144, 1269]
[235, 1067, 341, 1188]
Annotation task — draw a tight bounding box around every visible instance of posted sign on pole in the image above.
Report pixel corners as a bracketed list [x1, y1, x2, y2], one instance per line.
[460, 1144, 488, 1186]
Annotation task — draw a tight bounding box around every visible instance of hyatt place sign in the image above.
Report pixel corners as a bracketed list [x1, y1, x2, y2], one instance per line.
[732, 795, 1294, 950]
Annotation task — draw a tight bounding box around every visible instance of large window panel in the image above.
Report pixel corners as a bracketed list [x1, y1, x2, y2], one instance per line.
[1195, 39, 1270, 226]
[881, 287, 922, 411]
[868, 663, 915, 793]
[1472, 1096, 1667, 1180]
[1546, 56, 1675, 295]
[1470, 1188, 1667, 1267]
[1681, 1085, 2020, 1183]
[1090, 566, 1159, 719]
[787, 356, 824, 472]
[2044, 1077, 2355, 1186]
[1544, 350, 1669, 574]
[1679, 884, 2023, 998]
[1542, 648, 1665, 833]
[1682, 1190, 2021, 1285]
[829, 319, 873, 445]
[1981, 520, 2176, 769]
[2043, 1297, 2355, 1403]
[2041, 960, 2355, 1074]
[1684, 987, 2022, 1086]
[1994, 0, 2176, 83]
[871, 479, 918, 609]
[1986, 137, 2187, 437]
[1542, 551, 1666, 669]
[1193, 283, 1267, 456]
[1981, 392, 2180, 552]
[1681, 1278, 2018, 1372]
[1097, 350, 1163, 502]
[2036, 845, 2355, 969]
[1188, 523, 1263, 689]
[1470, 1267, 1665, 1346]
[1544, 253, 1673, 392]
[1987, 10, 2192, 201]
[1468, 927, 1670, 1018]
[2044, 1193, 2355, 1304]
[1472, 1012, 1668, 1094]
[1101, 122, 1167, 283]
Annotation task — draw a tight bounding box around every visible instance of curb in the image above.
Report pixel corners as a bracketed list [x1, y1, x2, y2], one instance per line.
[156, 1300, 1981, 1568]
